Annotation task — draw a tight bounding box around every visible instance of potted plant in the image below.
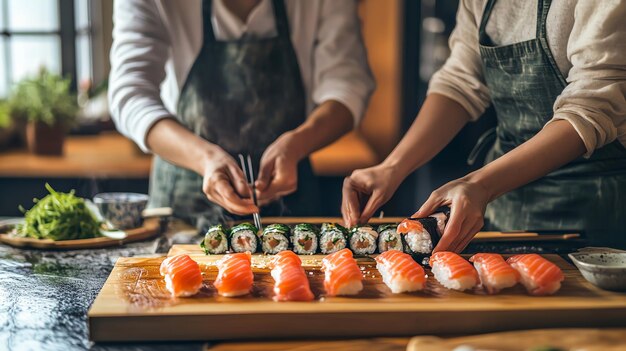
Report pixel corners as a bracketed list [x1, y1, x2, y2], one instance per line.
[0, 100, 16, 150]
[9, 69, 78, 155]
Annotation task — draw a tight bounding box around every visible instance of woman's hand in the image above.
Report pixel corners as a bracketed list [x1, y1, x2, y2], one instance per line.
[341, 164, 404, 227]
[413, 176, 491, 253]
[202, 145, 259, 215]
[255, 133, 301, 205]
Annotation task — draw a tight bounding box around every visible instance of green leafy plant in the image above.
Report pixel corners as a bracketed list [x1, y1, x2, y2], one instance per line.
[0, 100, 11, 129]
[9, 68, 78, 127]
[17, 183, 101, 240]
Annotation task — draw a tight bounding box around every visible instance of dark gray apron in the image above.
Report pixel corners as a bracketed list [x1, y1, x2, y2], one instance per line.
[149, 0, 319, 231]
[478, 0, 626, 248]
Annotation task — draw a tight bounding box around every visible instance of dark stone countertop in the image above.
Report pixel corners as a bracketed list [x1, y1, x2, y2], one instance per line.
[0, 220, 207, 351]
[0, 219, 583, 351]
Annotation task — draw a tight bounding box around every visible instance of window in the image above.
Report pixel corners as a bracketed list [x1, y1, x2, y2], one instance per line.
[0, 0, 99, 97]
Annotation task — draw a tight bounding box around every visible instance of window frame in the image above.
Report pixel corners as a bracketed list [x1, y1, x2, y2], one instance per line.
[0, 0, 101, 95]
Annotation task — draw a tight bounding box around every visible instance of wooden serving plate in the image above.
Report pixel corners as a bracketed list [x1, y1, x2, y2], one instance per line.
[88, 246, 626, 342]
[0, 218, 161, 250]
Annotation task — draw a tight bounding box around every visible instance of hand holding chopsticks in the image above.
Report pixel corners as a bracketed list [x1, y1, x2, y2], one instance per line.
[238, 154, 263, 231]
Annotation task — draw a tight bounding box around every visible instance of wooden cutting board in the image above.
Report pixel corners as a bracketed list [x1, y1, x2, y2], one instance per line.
[88, 247, 626, 342]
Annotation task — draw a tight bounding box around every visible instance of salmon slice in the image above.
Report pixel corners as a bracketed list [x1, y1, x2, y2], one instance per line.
[507, 254, 564, 295]
[269, 251, 314, 302]
[214, 252, 254, 297]
[159, 254, 203, 297]
[321, 248, 363, 296]
[396, 218, 424, 234]
[469, 253, 519, 294]
[375, 250, 426, 293]
[429, 251, 479, 291]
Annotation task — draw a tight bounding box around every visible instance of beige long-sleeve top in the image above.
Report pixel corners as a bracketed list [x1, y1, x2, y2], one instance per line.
[428, 0, 626, 157]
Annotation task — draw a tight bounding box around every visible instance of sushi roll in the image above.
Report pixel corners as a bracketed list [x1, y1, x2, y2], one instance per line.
[429, 251, 479, 291]
[160, 254, 203, 297]
[348, 225, 378, 255]
[322, 248, 363, 296]
[375, 250, 426, 293]
[214, 252, 254, 297]
[261, 223, 291, 254]
[319, 223, 348, 254]
[269, 251, 314, 301]
[291, 223, 319, 255]
[397, 217, 440, 257]
[229, 222, 259, 253]
[377, 224, 403, 253]
[200, 224, 229, 254]
[507, 254, 564, 296]
[469, 253, 519, 294]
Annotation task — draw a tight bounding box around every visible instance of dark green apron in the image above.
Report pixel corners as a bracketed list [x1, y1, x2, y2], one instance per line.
[478, 0, 626, 248]
[149, 0, 319, 232]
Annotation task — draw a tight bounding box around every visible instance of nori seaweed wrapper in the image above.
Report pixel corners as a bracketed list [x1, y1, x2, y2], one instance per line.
[230, 222, 259, 237]
[200, 224, 228, 254]
[377, 223, 403, 252]
[262, 223, 290, 237]
[401, 217, 442, 264]
[320, 223, 348, 237]
[291, 223, 320, 254]
[229, 222, 260, 253]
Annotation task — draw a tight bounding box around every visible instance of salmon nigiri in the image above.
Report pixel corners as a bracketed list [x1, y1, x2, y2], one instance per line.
[214, 252, 254, 297]
[429, 251, 479, 291]
[507, 254, 564, 295]
[469, 253, 519, 294]
[375, 250, 426, 293]
[321, 248, 363, 296]
[268, 251, 314, 301]
[160, 254, 203, 297]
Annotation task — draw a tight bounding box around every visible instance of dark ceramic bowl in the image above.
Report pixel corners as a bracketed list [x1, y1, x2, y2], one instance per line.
[93, 193, 149, 230]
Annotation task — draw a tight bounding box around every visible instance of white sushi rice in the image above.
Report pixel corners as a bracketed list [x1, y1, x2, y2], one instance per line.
[335, 280, 364, 296]
[350, 227, 378, 255]
[261, 232, 289, 254]
[230, 230, 258, 253]
[431, 262, 477, 291]
[292, 230, 318, 254]
[163, 274, 199, 297]
[474, 262, 518, 293]
[405, 229, 433, 254]
[378, 229, 403, 252]
[320, 231, 347, 254]
[376, 262, 424, 293]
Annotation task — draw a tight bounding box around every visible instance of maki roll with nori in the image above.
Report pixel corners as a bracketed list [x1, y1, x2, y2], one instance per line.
[261, 223, 291, 254]
[291, 223, 319, 254]
[377, 224, 403, 252]
[319, 223, 349, 254]
[349, 225, 378, 255]
[201, 224, 229, 254]
[229, 222, 259, 253]
[397, 217, 441, 258]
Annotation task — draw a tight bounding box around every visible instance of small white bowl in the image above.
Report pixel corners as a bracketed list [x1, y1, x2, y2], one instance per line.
[568, 247, 626, 291]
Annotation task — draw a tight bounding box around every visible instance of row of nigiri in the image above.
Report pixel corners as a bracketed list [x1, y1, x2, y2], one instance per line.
[201, 214, 446, 257]
[160, 250, 565, 299]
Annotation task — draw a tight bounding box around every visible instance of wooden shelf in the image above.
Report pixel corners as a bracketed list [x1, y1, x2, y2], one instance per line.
[0, 131, 378, 179]
[0, 132, 151, 179]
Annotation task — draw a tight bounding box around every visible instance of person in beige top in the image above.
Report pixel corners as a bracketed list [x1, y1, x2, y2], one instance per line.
[342, 0, 626, 250]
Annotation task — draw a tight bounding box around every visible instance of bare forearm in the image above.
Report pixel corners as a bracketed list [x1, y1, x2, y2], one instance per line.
[382, 93, 471, 176]
[467, 120, 586, 201]
[146, 118, 216, 175]
[281, 100, 353, 160]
